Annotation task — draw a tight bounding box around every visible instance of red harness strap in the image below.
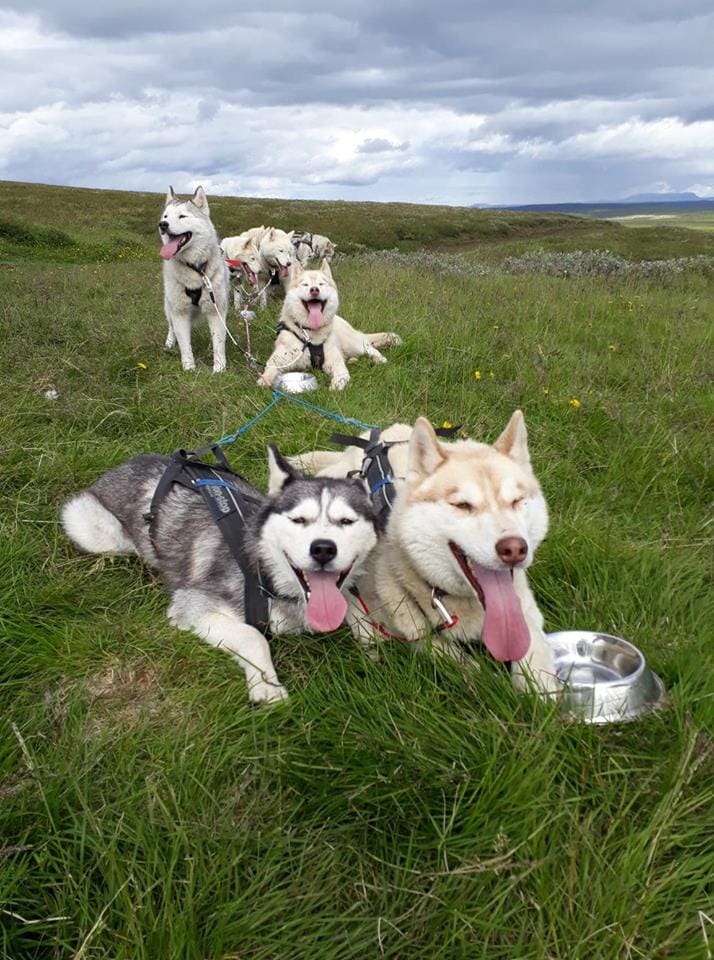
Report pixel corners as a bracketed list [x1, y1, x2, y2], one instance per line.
[350, 587, 459, 642]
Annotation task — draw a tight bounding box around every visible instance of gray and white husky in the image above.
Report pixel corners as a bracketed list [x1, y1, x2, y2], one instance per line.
[159, 186, 230, 372]
[61, 448, 378, 703]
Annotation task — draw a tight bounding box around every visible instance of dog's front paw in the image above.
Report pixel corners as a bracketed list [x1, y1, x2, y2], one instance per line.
[249, 680, 289, 704]
[256, 373, 272, 387]
[212, 360, 227, 373]
[182, 360, 196, 371]
[389, 333, 403, 346]
[329, 374, 350, 391]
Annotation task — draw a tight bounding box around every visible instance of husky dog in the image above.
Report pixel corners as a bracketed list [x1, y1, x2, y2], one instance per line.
[221, 231, 270, 312]
[290, 230, 336, 267]
[295, 414, 559, 692]
[159, 186, 229, 373]
[260, 260, 402, 391]
[259, 227, 294, 285]
[61, 448, 378, 703]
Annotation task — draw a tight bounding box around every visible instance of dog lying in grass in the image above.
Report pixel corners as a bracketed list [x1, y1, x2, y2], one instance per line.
[62, 447, 378, 704]
[260, 260, 402, 391]
[293, 414, 560, 693]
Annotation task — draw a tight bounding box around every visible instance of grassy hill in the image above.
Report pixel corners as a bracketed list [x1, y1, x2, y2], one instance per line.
[1, 180, 712, 960]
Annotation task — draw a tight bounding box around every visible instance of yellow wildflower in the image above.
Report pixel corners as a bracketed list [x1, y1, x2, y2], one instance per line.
[137, 362, 148, 369]
[608, 343, 617, 351]
[489, 371, 495, 380]
[473, 370, 482, 380]
[442, 421, 453, 430]
[569, 397, 581, 409]
[543, 387, 549, 396]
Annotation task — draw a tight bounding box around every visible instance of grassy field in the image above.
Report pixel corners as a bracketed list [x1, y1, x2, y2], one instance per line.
[1, 180, 713, 959]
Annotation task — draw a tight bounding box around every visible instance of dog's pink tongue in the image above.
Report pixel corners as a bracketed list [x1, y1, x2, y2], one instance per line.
[305, 570, 348, 632]
[474, 565, 531, 662]
[160, 237, 182, 260]
[306, 302, 324, 330]
[280, 264, 290, 278]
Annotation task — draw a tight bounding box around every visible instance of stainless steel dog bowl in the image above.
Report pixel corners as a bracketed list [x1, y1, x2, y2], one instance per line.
[545, 630, 666, 724]
[274, 372, 318, 394]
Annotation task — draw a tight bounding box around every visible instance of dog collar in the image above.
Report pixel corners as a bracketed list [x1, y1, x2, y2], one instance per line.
[349, 585, 459, 642]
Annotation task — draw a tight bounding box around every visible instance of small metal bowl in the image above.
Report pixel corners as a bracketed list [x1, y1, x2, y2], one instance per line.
[545, 630, 666, 724]
[274, 372, 318, 394]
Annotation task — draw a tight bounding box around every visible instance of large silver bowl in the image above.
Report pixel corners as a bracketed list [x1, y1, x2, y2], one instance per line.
[274, 372, 318, 394]
[545, 630, 666, 724]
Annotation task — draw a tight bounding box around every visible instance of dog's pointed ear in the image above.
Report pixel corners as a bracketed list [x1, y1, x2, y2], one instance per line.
[493, 410, 530, 466]
[191, 185, 208, 213]
[407, 417, 447, 480]
[289, 261, 304, 284]
[319, 259, 333, 282]
[267, 444, 300, 495]
[166, 186, 176, 205]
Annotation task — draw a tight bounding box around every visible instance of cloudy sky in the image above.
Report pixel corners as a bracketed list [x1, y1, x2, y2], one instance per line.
[2, 0, 713, 206]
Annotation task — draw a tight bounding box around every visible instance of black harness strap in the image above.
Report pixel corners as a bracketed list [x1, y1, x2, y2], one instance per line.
[276, 321, 325, 370]
[184, 287, 202, 305]
[144, 450, 270, 631]
[330, 429, 397, 532]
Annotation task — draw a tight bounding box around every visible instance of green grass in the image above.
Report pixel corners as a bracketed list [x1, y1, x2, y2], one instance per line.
[1, 181, 713, 959]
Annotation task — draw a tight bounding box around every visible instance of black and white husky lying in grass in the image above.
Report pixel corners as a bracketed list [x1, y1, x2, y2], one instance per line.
[61, 447, 377, 703]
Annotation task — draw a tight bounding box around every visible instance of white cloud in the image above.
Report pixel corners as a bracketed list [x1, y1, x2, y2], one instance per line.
[1, 3, 713, 203]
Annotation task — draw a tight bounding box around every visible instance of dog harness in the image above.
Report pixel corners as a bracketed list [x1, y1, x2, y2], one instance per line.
[290, 230, 313, 253]
[275, 321, 325, 370]
[183, 260, 216, 307]
[143, 447, 271, 632]
[330, 424, 460, 532]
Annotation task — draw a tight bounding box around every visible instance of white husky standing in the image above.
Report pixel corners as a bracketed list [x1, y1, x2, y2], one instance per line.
[296, 414, 560, 693]
[260, 260, 402, 390]
[159, 186, 229, 372]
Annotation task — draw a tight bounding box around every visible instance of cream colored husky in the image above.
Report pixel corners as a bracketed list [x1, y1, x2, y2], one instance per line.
[295, 414, 560, 692]
[260, 260, 402, 391]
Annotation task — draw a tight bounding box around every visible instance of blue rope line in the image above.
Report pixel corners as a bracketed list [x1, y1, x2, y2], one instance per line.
[272, 389, 379, 431]
[213, 393, 281, 446]
[212, 389, 378, 449]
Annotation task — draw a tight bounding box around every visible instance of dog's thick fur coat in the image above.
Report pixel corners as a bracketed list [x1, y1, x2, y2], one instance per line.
[61, 449, 377, 703]
[261, 260, 402, 390]
[159, 186, 230, 372]
[295, 415, 559, 692]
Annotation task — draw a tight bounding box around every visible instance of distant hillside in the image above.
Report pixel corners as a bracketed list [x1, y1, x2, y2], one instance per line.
[624, 191, 703, 203]
[489, 198, 714, 219]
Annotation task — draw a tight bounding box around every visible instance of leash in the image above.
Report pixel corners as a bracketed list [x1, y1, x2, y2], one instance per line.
[210, 390, 378, 450]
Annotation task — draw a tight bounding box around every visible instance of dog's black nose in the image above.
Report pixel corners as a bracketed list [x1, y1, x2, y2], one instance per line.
[159, 220, 169, 232]
[310, 539, 337, 566]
